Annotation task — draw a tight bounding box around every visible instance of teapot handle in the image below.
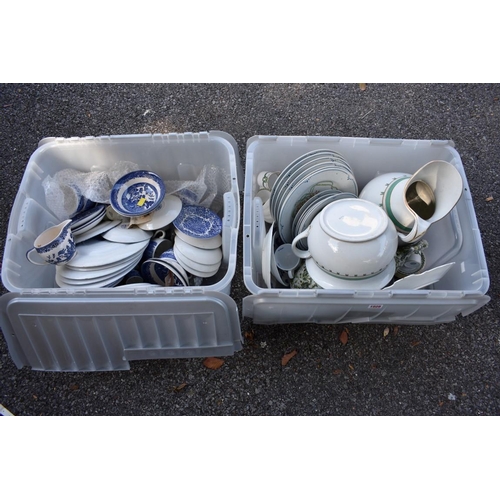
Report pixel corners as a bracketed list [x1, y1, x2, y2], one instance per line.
[291, 226, 312, 259]
[398, 219, 430, 244]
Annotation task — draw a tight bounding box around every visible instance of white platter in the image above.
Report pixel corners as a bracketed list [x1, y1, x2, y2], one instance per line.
[102, 222, 153, 243]
[64, 239, 149, 269]
[74, 219, 121, 244]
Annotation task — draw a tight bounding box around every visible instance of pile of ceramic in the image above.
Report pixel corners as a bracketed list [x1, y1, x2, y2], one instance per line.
[31, 169, 225, 289]
[254, 150, 458, 291]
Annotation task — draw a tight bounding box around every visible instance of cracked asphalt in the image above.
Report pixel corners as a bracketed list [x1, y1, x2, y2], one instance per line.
[0, 83, 498, 416]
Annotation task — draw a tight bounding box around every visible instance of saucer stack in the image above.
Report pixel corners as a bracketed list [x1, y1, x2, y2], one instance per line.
[171, 205, 223, 278]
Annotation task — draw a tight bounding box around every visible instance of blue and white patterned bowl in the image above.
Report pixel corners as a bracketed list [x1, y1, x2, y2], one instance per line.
[110, 170, 166, 217]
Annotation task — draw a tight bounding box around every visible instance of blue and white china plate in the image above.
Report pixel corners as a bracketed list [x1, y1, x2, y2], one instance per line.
[70, 204, 107, 230]
[173, 205, 222, 239]
[110, 170, 166, 217]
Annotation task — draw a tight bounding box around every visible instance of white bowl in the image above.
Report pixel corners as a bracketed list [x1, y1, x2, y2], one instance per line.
[292, 199, 398, 280]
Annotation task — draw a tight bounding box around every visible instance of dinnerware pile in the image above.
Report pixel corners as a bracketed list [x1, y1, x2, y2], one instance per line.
[254, 149, 457, 291]
[28, 169, 227, 289]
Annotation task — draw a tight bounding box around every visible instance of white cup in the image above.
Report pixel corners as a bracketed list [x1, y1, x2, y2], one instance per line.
[257, 171, 280, 191]
[26, 219, 77, 266]
[274, 243, 301, 279]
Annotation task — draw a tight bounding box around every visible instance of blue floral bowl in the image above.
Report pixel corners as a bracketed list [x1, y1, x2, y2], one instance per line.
[110, 170, 166, 217]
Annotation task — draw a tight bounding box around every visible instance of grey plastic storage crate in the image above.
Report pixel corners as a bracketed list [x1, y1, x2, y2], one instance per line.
[0, 132, 243, 371]
[243, 135, 490, 324]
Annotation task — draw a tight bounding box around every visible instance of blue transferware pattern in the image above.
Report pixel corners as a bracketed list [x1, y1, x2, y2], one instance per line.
[110, 170, 165, 217]
[141, 259, 185, 287]
[27, 220, 77, 265]
[173, 205, 222, 239]
[70, 203, 106, 228]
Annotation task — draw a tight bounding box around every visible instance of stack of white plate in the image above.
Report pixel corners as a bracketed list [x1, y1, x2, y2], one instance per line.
[171, 204, 223, 278]
[55, 238, 149, 288]
[269, 150, 358, 243]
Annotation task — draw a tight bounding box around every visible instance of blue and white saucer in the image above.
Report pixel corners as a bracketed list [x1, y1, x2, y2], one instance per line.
[110, 170, 165, 217]
[173, 205, 222, 239]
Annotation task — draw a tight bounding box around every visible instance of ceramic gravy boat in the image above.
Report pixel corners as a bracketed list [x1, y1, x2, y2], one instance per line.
[359, 160, 463, 245]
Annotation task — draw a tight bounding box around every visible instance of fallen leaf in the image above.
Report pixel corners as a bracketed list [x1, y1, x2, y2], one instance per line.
[349, 364, 354, 370]
[281, 349, 297, 366]
[339, 327, 349, 345]
[69, 383, 79, 391]
[203, 357, 224, 370]
[393, 326, 400, 335]
[411, 340, 421, 347]
[333, 369, 343, 375]
[486, 196, 494, 202]
[244, 331, 254, 340]
[383, 327, 390, 337]
[359, 83, 367, 91]
[438, 401, 444, 407]
[174, 383, 187, 392]
[32, 394, 38, 400]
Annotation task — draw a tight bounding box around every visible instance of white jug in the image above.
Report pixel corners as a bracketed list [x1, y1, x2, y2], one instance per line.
[359, 160, 463, 244]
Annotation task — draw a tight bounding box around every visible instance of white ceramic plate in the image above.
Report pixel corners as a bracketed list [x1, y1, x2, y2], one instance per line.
[65, 239, 149, 269]
[103, 222, 153, 243]
[57, 251, 141, 280]
[174, 229, 222, 250]
[277, 165, 358, 243]
[271, 150, 353, 217]
[56, 254, 142, 288]
[137, 194, 183, 231]
[173, 246, 221, 275]
[261, 223, 275, 288]
[384, 262, 455, 290]
[74, 219, 121, 244]
[173, 238, 222, 266]
[172, 251, 220, 278]
[306, 258, 396, 290]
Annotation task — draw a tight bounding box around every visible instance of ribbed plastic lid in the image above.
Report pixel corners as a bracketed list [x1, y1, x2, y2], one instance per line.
[319, 199, 388, 242]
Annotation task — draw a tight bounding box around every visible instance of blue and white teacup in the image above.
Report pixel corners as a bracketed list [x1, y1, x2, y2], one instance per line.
[143, 232, 173, 260]
[26, 219, 77, 266]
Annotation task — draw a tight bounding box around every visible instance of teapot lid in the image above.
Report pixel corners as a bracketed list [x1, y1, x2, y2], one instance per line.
[319, 199, 388, 242]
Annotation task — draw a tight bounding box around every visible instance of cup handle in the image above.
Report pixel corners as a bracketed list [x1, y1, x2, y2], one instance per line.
[291, 227, 311, 259]
[26, 248, 49, 266]
[154, 230, 166, 239]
